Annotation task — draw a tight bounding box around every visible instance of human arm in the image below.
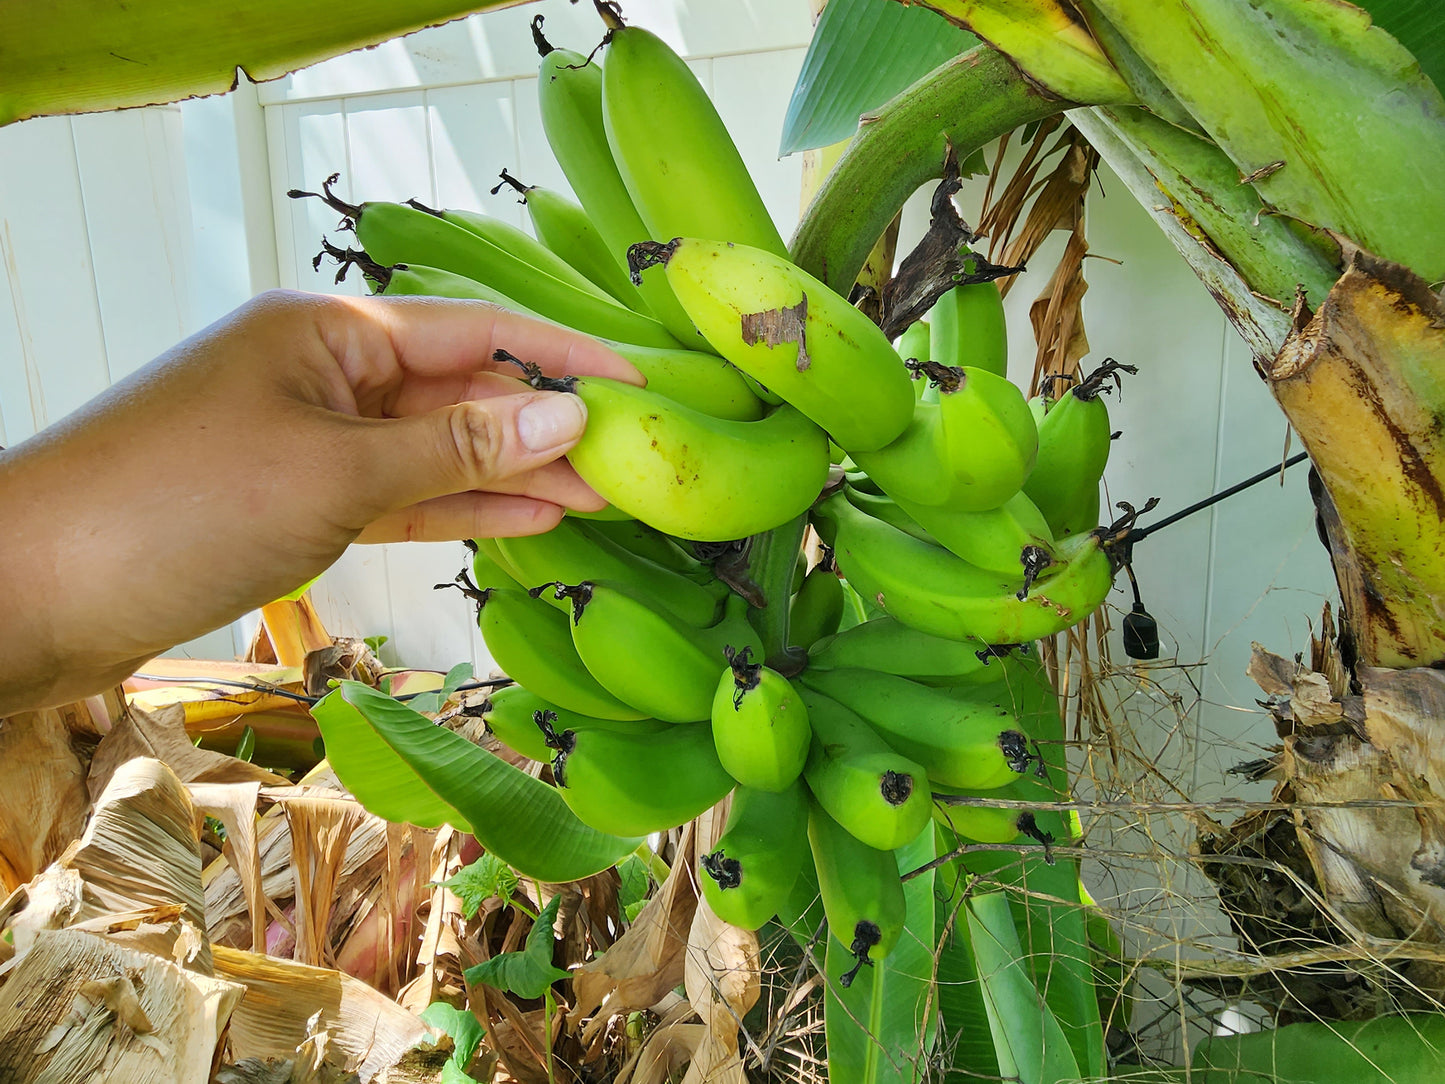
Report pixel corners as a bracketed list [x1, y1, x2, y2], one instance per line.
[0, 289, 640, 714]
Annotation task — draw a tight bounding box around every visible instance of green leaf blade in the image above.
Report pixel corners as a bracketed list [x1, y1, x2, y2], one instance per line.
[464, 894, 570, 1000]
[780, 0, 977, 156]
[312, 682, 640, 883]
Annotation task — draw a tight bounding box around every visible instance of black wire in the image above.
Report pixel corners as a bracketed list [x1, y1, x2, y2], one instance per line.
[1129, 451, 1309, 543]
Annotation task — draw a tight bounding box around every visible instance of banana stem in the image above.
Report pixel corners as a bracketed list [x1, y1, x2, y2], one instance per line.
[745, 515, 809, 675]
[789, 44, 1066, 292]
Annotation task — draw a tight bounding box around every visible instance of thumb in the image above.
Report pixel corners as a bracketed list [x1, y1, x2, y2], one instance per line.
[353, 390, 589, 518]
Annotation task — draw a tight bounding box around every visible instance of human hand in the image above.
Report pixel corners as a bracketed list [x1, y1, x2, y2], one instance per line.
[0, 289, 641, 713]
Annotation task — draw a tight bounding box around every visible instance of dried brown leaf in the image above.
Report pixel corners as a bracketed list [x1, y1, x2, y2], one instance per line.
[0, 705, 92, 895]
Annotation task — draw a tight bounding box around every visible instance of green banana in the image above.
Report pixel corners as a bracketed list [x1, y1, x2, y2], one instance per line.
[578, 517, 711, 577]
[808, 798, 906, 986]
[598, 12, 787, 260]
[799, 668, 1034, 790]
[532, 24, 700, 345]
[896, 319, 930, 365]
[494, 517, 723, 627]
[544, 713, 733, 836]
[1024, 358, 1136, 537]
[843, 484, 1055, 579]
[481, 684, 668, 761]
[893, 362, 1039, 511]
[491, 168, 651, 312]
[467, 540, 523, 590]
[699, 781, 809, 930]
[796, 686, 931, 852]
[404, 195, 616, 302]
[472, 586, 646, 721]
[806, 615, 1007, 685]
[928, 280, 1008, 377]
[813, 491, 1120, 645]
[789, 563, 846, 648]
[709, 646, 811, 791]
[932, 773, 1060, 847]
[604, 342, 764, 421]
[631, 238, 915, 453]
[507, 362, 830, 542]
[294, 177, 684, 350]
[555, 582, 761, 724]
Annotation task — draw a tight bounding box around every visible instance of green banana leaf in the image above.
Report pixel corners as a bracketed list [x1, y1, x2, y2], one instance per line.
[1084, 0, 1445, 283]
[311, 681, 640, 882]
[933, 827, 1001, 1079]
[824, 825, 938, 1084]
[779, 0, 976, 156]
[1191, 1013, 1445, 1083]
[0, 0, 527, 127]
[966, 891, 1081, 1084]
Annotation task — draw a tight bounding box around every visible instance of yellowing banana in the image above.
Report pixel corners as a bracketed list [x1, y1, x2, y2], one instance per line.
[522, 371, 830, 542]
[604, 342, 764, 422]
[631, 238, 916, 453]
[710, 647, 811, 791]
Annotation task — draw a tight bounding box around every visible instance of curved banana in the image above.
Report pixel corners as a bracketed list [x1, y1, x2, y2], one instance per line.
[808, 798, 906, 986]
[917, 362, 1039, 509]
[546, 716, 733, 836]
[699, 781, 809, 930]
[631, 238, 915, 453]
[579, 517, 712, 577]
[789, 563, 846, 649]
[598, 12, 787, 260]
[491, 169, 650, 312]
[482, 684, 668, 761]
[558, 582, 760, 724]
[799, 668, 1034, 790]
[495, 517, 724, 627]
[796, 686, 931, 852]
[532, 24, 700, 345]
[293, 177, 685, 350]
[928, 280, 1008, 377]
[895, 319, 930, 365]
[509, 366, 830, 542]
[813, 491, 1119, 645]
[932, 773, 1060, 848]
[806, 615, 1003, 686]
[605, 342, 764, 421]
[473, 586, 646, 721]
[710, 647, 811, 791]
[1024, 358, 1136, 537]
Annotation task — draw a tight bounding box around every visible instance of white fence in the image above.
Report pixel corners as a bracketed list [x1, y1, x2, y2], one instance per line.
[0, 0, 1334, 790]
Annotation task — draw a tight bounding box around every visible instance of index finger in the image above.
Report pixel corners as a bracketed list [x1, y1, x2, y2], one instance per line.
[343, 294, 647, 386]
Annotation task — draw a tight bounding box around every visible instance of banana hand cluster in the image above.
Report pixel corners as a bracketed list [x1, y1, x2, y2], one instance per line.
[303, 4, 1139, 988]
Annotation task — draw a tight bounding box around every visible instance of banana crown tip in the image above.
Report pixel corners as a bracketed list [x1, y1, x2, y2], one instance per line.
[839, 921, 883, 987]
[700, 849, 742, 889]
[725, 644, 762, 706]
[626, 238, 681, 285]
[879, 769, 914, 807]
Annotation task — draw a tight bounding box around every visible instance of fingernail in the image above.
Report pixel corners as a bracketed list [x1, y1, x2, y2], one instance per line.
[518, 393, 587, 452]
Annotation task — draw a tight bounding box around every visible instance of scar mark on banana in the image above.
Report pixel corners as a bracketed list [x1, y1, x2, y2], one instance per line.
[740, 293, 811, 371]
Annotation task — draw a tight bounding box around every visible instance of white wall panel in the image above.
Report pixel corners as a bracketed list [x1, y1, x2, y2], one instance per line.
[271, 101, 355, 294]
[345, 92, 436, 206]
[0, 116, 111, 436]
[711, 49, 810, 241]
[72, 108, 194, 383]
[429, 81, 528, 225]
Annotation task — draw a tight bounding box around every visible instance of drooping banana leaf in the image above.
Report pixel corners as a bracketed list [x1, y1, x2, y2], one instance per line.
[824, 825, 938, 1084]
[1192, 1012, 1445, 1083]
[966, 891, 1081, 1084]
[312, 681, 640, 882]
[779, 0, 977, 156]
[0, 0, 528, 127]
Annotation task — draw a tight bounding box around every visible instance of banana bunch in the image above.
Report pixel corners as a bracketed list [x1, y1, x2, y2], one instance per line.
[300, 4, 1138, 984]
